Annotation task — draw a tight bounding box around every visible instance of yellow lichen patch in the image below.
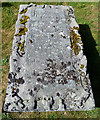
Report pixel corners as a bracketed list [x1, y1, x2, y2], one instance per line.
[80, 64, 84, 69]
[80, 42, 83, 45]
[74, 49, 79, 55]
[12, 87, 16, 91]
[78, 69, 81, 72]
[20, 15, 30, 24]
[15, 26, 28, 36]
[26, 99, 29, 102]
[17, 40, 25, 52]
[84, 81, 88, 85]
[36, 97, 40, 101]
[19, 8, 27, 14]
[80, 72, 85, 77]
[70, 28, 82, 55]
[73, 26, 79, 30]
[66, 9, 69, 11]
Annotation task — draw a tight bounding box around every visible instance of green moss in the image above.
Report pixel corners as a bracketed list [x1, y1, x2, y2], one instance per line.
[20, 15, 30, 24]
[19, 8, 27, 14]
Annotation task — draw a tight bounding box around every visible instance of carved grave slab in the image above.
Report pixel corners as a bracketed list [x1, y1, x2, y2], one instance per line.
[3, 3, 95, 112]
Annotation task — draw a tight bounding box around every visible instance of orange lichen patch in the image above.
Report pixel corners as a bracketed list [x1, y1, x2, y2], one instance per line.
[20, 15, 30, 24]
[15, 26, 28, 36]
[19, 8, 27, 14]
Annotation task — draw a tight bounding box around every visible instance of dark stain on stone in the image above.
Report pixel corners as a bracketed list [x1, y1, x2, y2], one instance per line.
[46, 58, 53, 63]
[5, 103, 11, 110]
[61, 35, 66, 39]
[67, 61, 71, 66]
[67, 70, 74, 76]
[51, 69, 56, 74]
[61, 62, 66, 68]
[27, 76, 31, 79]
[12, 91, 17, 97]
[8, 72, 17, 83]
[73, 76, 78, 82]
[56, 92, 60, 96]
[11, 107, 18, 111]
[47, 63, 50, 67]
[29, 90, 34, 96]
[50, 96, 54, 110]
[62, 99, 66, 110]
[42, 80, 48, 85]
[48, 98, 50, 100]
[44, 97, 46, 100]
[16, 67, 21, 72]
[69, 7, 74, 14]
[49, 79, 55, 84]
[12, 91, 25, 109]
[34, 87, 37, 91]
[6, 93, 8, 95]
[37, 78, 42, 82]
[56, 17, 59, 23]
[58, 78, 68, 85]
[8, 73, 12, 79]
[13, 59, 17, 62]
[32, 70, 40, 76]
[51, 34, 54, 37]
[26, 107, 28, 111]
[16, 88, 19, 93]
[28, 89, 30, 91]
[42, 5, 45, 8]
[29, 39, 33, 43]
[15, 77, 25, 84]
[16, 47, 25, 57]
[34, 99, 37, 109]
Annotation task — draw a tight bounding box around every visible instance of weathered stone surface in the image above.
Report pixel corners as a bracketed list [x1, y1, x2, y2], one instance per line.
[3, 3, 95, 112]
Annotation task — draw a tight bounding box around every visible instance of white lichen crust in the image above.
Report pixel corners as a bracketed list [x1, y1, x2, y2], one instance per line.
[3, 3, 95, 112]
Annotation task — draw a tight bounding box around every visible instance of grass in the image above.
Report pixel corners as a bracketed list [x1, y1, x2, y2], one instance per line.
[1, 2, 100, 119]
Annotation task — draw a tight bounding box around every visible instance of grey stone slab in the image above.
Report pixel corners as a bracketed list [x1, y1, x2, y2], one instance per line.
[3, 3, 95, 112]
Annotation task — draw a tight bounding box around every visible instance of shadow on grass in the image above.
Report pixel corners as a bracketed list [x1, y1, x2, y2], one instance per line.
[2, 3, 12, 7]
[79, 24, 100, 108]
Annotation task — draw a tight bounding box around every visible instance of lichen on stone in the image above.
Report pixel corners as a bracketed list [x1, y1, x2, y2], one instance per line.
[73, 26, 79, 30]
[17, 40, 25, 52]
[15, 25, 28, 36]
[20, 15, 30, 24]
[19, 8, 27, 14]
[80, 64, 84, 69]
[70, 26, 82, 55]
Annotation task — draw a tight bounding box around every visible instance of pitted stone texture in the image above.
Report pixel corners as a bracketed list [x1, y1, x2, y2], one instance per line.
[3, 3, 95, 112]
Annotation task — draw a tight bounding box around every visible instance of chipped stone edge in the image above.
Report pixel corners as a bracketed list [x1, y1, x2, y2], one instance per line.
[67, 6, 95, 110]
